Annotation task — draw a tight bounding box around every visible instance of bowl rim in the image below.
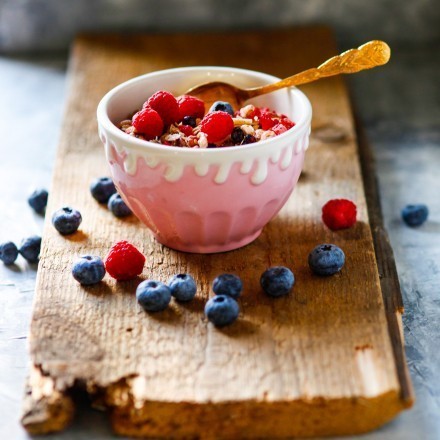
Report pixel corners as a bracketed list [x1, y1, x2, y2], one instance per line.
[97, 66, 312, 156]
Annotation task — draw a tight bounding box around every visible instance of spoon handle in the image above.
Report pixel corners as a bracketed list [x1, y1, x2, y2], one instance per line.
[245, 40, 391, 99]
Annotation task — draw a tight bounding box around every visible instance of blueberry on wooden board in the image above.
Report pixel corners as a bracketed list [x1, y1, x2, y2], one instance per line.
[72, 255, 106, 285]
[108, 193, 132, 218]
[136, 280, 172, 312]
[52, 207, 82, 235]
[204, 295, 239, 327]
[90, 177, 116, 203]
[212, 273, 243, 299]
[308, 244, 345, 276]
[260, 266, 295, 297]
[168, 273, 197, 302]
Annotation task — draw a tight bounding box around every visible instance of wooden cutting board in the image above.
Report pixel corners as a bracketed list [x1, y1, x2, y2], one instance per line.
[21, 27, 413, 438]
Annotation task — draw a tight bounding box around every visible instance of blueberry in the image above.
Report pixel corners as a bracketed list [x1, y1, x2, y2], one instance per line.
[19, 236, 41, 263]
[260, 266, 295, 297]
[0, 241, 19, 265]
[212, 273, 242, 299]
[72, 255, 106, 285]
[108, 193, 132, 218]
[401, 204, 429, 227]
[136, 280, 172, 312]
[168, 273, 197, 302]
[308, 244, 345, 276]
[90, 177, 117, 203]
[204, 295, 239, 327]
[28, 188, 48, 214]
[182, 116, 197, 128]
[52, 207, 82, 235]
[231, 127, 244, 145]
[242, 134, 256, 144]
[209, 101, 234, 116]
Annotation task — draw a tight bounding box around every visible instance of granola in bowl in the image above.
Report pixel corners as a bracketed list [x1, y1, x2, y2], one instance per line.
[118, 90, 295, 148]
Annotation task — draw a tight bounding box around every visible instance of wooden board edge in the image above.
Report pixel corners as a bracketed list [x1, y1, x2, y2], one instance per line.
[21, 372, 407, 438]
[352, 99, 415, 407]
[107, 387, 406, 438]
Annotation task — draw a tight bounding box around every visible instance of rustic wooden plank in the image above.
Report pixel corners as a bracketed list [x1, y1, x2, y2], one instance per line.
[21, 27, 413, 437]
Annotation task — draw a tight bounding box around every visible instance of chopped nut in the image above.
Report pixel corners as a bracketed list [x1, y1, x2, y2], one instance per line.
[239, 104, 255, 118]
[198, 132, 208, 148]
[119, 119, 132, 129]
[185, 135, 199, 148]
[168, 124, 180, 134]
[260, 130, 276, 140]
[232, 117, 253, 126]
[164, 133, 181, 142]
[241, 124, 255, 135]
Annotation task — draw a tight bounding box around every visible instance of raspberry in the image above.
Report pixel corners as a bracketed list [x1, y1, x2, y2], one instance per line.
[145, 90, 180, 125]
[271, 123, 288, 135]
[176, 95, 205, 120]
[200, 111, 234, 143]
[248, 106, 261, 119]
[280, 115, 295, 130]
[260, 113, 276, 130]
[179, 124, 194, 136]
[104, 240, 146, 281]
[280, 116, 295, 130]
[132, 107, 164, 139]
[322, 199, 357, 230]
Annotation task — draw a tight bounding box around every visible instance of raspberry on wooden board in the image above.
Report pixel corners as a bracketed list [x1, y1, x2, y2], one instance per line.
[104, 240, 146, 281]
[322, 199, 357, 230]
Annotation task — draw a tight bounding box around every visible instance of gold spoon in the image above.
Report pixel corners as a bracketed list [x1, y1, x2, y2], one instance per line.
[185, 40, 391, 110]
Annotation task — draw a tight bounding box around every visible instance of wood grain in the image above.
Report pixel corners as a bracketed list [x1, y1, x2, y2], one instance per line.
[21, 27, 413, 437]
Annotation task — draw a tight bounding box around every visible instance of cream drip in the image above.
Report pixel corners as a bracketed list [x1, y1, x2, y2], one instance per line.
[102, 125, 310, 185]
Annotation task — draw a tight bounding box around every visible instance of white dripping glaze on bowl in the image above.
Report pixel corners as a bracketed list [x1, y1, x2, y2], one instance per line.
[97, 66, 312, 186]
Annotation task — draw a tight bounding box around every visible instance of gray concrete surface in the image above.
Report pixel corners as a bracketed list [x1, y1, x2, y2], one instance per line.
[0, 45, 439, 439]
[0, 0, 439, 52]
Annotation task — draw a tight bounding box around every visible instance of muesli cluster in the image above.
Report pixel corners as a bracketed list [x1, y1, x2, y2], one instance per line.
[118, 90, 295, 148]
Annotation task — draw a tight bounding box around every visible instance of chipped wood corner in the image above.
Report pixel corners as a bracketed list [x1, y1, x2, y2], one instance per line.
[21, 365, 74, 435]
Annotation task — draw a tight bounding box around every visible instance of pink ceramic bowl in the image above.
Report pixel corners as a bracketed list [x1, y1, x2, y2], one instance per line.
[97, 67, 312, 253]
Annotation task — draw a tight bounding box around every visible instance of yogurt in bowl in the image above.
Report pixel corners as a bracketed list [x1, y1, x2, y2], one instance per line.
[97, 66, 312, 253]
